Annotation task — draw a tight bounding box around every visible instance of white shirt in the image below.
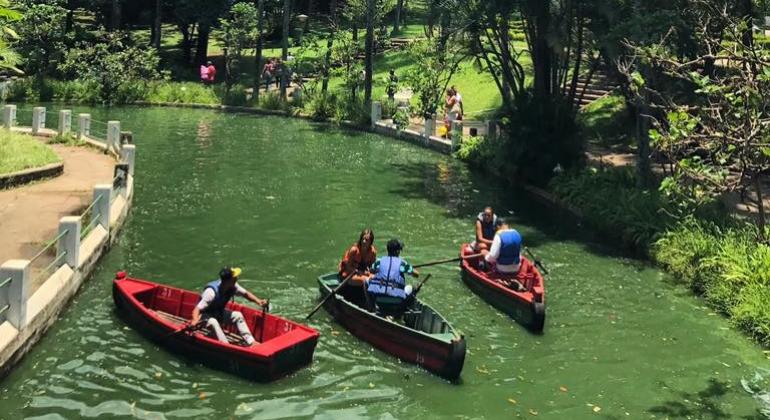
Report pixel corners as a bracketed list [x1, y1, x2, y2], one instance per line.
[485, 230, 521, 273]
[196, 284, 248, 311]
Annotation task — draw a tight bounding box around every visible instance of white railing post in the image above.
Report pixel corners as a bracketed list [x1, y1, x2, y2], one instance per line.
[371, 101, 382, 127]
[121, 144, 136, 176]
[57, 217, 81, 269]
[93, 184, 112, 230]
[78, 113, 90, 139]
[424, 116, 435, 139]
[58, 109, 72, 135]
[3, 104, 16, 129]
[0, 260, 30, 329]
[451, 120, 463, 150]
[107, 121, 121, 151]
[32, 107, 46, 134]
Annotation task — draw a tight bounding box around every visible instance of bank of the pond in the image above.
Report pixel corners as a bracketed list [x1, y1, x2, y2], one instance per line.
[0, 107, 136, 379]
[1, 106, 770, 418]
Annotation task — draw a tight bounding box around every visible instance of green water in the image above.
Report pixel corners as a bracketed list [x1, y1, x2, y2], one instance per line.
[1, 106, 770, 419]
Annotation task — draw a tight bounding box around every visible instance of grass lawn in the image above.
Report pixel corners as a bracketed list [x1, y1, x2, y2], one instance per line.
[0, 129, 60, 175]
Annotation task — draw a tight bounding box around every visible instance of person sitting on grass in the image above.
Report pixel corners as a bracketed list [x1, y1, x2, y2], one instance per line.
[365, 238, 419, 314]
[190, 267, 268, 346]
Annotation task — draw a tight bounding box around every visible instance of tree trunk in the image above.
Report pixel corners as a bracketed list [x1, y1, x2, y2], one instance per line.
[65, 0, 75, 32]
[322, 0, 338, 92]
[364, 0, 375, 106]
[196, 24, 211, 65]
[254, 0, 266, 102]
[756, 175, 767, 242]
[352, 23, 358, 42]
[180, 25, 193, 64]
[281, 0, 291, 100]
[393, 0, 404, 34]
[528, 0, 552, 102]
[110, 0, 122, 31]
[152, 0, 162, 49]
[635, 101, 652, 188]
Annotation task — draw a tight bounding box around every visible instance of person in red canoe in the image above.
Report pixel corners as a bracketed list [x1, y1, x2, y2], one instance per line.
[480, 220, 525, 289]
[190, 267, 268, 346]
[339, 229, 378, 286]
[471, 206, 499, 252]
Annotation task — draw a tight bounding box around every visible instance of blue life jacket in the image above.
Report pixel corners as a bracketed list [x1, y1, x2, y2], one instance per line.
[478, 212, 498, 241]
[367, 256, 406, 299]
[498, 230, 522, 266]
[201, 279, 236, 317]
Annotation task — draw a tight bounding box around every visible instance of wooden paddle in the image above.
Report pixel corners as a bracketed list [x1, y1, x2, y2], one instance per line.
[306, 271, 356, 319]
[413, 254, 483, 269]
[524, 247, 549, 275]
[259, 299, 270, 343]
[164, 321, 206, 338]
[412, 273, 433, 294]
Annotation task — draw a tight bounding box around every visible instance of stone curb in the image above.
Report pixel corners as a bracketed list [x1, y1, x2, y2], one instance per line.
[0, 162, 64, 190]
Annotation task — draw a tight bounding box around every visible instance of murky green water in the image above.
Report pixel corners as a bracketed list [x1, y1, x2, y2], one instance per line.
[1, 105, 770, 419]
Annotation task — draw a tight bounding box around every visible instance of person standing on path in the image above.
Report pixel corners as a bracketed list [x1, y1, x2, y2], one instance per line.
[206, 61, 217, 84]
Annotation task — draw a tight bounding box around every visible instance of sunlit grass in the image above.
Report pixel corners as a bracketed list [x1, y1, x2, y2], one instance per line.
[0, 129, 60, 175]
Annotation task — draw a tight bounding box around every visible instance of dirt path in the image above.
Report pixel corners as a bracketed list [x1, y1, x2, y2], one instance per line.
[0, 144, 114, 292]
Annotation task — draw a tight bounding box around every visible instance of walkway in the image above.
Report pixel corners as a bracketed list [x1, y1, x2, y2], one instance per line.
[0, 143, 114, 293]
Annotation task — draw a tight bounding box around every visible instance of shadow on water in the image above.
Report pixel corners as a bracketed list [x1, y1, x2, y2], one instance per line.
[649, 379, 767, 420]
[386, 159, 645, 260]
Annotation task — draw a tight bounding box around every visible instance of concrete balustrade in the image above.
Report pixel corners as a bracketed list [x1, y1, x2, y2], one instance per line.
[93, 184, 112, 230]
[424, 116, 435, 140]
[57, 217, 81, 269]
[0, 260, 29, 329]
[371, 101, 382, 127]
[78, 114, 90, 139]
[3, 104, 16, 129]
[31, 107, 45, 135]
[58, 110, 72, 135]
[107, 121, 121, 152]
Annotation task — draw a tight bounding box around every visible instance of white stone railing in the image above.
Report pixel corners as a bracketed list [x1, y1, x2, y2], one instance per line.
[0, 104, 136, 377]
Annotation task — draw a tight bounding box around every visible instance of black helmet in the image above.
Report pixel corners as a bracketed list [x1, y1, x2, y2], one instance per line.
[219, 267, 242, 281]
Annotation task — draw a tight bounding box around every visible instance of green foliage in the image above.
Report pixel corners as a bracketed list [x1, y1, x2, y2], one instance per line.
[145, 82, 219, 105]
[305, 90, 338, 121]
[259, 91, 287, 111]
[58, 32, 162, 103]
[216, 2, 258, 88]
[0, 0, 22, 74]
[48, 132, 83, 146]
[403, 39, 462, 116]
[455, 135, 493, 162]
[550, 166, 675, 252]
[578, 93, 633, 148]
[13, 2, 68, 77]
[392, 106, 410, 129]
[0, 128, 59, 175]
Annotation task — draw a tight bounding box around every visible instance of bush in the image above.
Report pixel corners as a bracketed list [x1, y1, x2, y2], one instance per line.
[259, 91, 287, 111]
[305, 90, 338, 121]
[393, 107, 410, 129]
[578, 93, 634, 148]
[145, 82, 219, 105]
[334, 95, 369, 125]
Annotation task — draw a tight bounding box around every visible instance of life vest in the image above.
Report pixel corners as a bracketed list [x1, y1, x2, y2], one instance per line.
[498, 229, 522, 266]
[367, 256, 406, 299]
[201, 279, 236, 317]
[477, 212, 498, 241]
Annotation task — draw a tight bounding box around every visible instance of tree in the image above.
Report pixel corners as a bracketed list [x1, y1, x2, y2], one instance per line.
[280, 0, 291, 99]
[624, 3, 770, 239]
[254, 0, 267, 102]
[363, 0, 374, 105]
[0, 0, 21, 74]
[217, 2, 258, 91]
[403, 39, 465, 117]
[13, 3, 68, 78]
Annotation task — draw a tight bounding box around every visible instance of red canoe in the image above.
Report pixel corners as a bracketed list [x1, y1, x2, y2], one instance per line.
[460, 245, 546, 332]
[112, 272, 320, 382]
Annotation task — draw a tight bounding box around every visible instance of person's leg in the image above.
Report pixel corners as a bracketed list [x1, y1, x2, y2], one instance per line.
[227, 310, 255, 345]
[205, 316, 229, 343]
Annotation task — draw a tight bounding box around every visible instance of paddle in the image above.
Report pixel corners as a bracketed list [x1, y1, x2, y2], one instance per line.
[259, 299, 270, 343]
[306, 271, 356, 319]
[413, 254, 483, 269]
[524, 247, 549, 275]
[412, 273, 433, 295]
[164, 321, 206, 338]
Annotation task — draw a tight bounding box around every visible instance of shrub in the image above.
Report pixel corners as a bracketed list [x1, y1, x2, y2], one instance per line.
[145, 82, 219, 105]
[393, 106, 410, 129]
[259, 91, 286, 111]
[305, 90, 338, 121]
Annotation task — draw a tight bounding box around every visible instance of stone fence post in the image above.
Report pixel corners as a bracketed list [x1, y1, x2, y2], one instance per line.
[78, 114, 90, 139]
[121, 144, 136, 176]
[424, 115, 435, 139]
[371, 101, 382, 127]
[57, 217, 81, 269]
[451, 120, 463, 150]
[32, 107, 45, 135]
[93, 184, 112, 230]
[107, 121, 121, 152]
[0, 260, 30, 329]
[3, 104, 16, 129]
[58, 110, 72, 135]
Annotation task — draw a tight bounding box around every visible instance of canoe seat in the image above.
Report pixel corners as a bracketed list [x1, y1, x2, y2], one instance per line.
[154, 310, 247, 346]
[373, 296, 406, 317]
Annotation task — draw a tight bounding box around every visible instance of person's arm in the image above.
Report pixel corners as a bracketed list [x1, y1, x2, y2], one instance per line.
[403, 261, 419, 278]
[340, 247, 357, 277]
[191, 289, 215, 325]
[475, 221, 493, 245]
[485, 235, 501, 263]
[236, 284, 267, 307]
